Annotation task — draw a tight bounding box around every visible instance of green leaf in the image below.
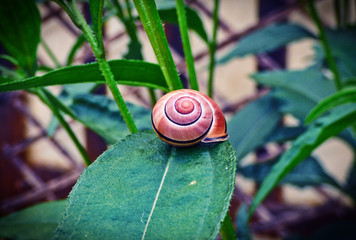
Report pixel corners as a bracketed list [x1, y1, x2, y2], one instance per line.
[158, 6, 209, 43]
[70, 94, 152, 144]
[0, 200, 65, 240]
[228, 94, 282, 160]
[343, 77, 356, 88]
[55, 130, 237, 239]
[218, 23, 314, 64]
[124, 40, 143, 60]
[249, 104, 356, 217]
[0, 59, 169, 92]
[252, 69, 336, 120]
[305, 88, 356, 124]
[239, 156, 339, 188]
[266, 126, 306, 143]
[219, 214, 237, 240]
[46, 84, 98, 136]
[0, 0, 41, 75]
[89, 0, 105, 51]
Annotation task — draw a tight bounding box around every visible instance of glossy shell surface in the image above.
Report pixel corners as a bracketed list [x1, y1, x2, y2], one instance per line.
[151, 89, 228, 147]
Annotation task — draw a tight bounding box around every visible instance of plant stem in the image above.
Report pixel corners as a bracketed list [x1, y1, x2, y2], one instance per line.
[35, 88, 91, 166]
[70, 1, 138, 134]
[132, 0, 183, 91]
[97, 58, 139, 133]
[308, 0, 342, 91]
[41, 38, 61, 68]
[175, 0, 199, 90]
[220, 212, 236, 240]
[208, 0, 220, 98]
[148, 88, 157, 107]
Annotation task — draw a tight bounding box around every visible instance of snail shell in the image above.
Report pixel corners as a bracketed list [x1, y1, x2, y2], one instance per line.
[151, 89, 229, 147]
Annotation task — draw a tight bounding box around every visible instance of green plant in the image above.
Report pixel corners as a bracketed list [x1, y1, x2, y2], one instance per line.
[0, 0, 236, 239]
[0, 0, 355, 239]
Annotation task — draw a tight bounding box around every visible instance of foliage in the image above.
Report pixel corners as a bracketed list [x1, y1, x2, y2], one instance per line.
[0, 0, 355, 239]
[0, 201, 65, 240]
[55, 131, 236, 239]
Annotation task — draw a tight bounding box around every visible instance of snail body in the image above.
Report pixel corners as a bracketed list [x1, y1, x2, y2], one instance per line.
[151, 89, 228, 147]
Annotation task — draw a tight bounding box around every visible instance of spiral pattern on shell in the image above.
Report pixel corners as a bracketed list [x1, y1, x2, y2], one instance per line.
[151, 89, 228, 147]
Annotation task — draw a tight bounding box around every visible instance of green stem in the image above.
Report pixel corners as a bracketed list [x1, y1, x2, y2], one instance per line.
[97, 58, 138, 133]
[53, 0, 79, 28]
[36, 88, 91, 166]
[132, 0, 183, 91]
[308, 0, 342, 91]
[148, 88, 157, 107]
[208, 0, 220, 98]
[220, 212, 237, 240]
[70, 1, 138, 134]
[175, 0, 199, 90]
[41, 38, 61, 68]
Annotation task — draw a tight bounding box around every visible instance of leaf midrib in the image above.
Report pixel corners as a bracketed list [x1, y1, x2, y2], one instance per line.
[141, 147, 174, 240]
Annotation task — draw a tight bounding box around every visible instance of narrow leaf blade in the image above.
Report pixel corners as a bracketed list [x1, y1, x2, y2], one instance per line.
[249, 104, 356, 218]
[0, 60, 169, 92]
[252, 69, 336, 120]
[158, 6, 208, 43]
[228, 94, 282, 160]
[239, 156, 339, 188]
[305, 88, 356, 124]
[218, 23, 314, 64]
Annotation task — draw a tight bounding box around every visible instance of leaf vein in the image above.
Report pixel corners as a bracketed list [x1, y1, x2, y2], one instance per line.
[141, 147, 174, 240]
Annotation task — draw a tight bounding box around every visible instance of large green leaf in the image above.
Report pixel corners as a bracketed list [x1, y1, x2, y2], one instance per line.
[71, 94, 152, 144]
[249, 104, 356, 217]
[252, 69, 336, 120]
[0, 59, 169, 92]
[158, 6, 208, 43]
[239, 156, 340, 188]
[0, 0, 41, 75]
[0, 200, 65, 240]
[305, 88, 356, 124]
[55, 130, 237, 239]
[228, 94, 282, 160]
[218, 23, 314, 64]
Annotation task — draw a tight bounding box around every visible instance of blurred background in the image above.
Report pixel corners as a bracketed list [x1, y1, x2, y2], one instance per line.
[0, 0, 355, 239]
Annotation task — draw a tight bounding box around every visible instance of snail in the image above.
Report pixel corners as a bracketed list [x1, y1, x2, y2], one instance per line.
[151, 89, 229, 147]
